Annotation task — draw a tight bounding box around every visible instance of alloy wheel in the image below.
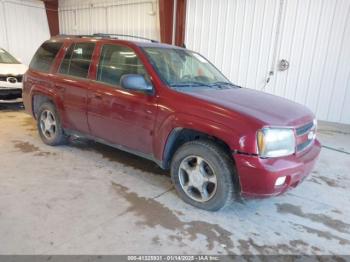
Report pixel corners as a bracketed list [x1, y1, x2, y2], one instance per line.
[178, 155, 217, 202]
[39, 109, 57, 140]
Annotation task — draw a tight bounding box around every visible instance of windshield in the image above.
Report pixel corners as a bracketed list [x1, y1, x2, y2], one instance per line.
[143, 47, 232, 88]
[0, 48, 20, 64]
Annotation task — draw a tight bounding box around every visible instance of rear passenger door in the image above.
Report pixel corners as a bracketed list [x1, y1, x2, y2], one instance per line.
[87, 44, 157, 155]
[54, 42, 95, 134]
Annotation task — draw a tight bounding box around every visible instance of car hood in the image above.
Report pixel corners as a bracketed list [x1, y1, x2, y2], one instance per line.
[185, 87, 314, 127]
[0, 63, 27, 75]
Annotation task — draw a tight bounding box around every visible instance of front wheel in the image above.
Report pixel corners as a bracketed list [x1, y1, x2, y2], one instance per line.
[37, 102, 67, 146]
[170, 140, 237, 211]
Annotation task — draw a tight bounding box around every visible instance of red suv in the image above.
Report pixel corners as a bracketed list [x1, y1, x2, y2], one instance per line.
[23, 35, 321, 211]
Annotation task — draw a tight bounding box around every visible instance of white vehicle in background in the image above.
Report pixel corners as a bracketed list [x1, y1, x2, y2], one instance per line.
[0, 48, 27, 103]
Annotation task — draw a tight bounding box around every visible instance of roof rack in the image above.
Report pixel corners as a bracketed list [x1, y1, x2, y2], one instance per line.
[54, 33, 159, 43]
[54, 34, 92, 38]
[92, 33, 159, 43]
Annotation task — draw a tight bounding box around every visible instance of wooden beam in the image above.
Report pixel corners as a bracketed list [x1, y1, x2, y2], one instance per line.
[159, 0, 187, 46]
[44, 0, 59, 36]
[159, 0, 174, 44]
[174, 0, 187, 46]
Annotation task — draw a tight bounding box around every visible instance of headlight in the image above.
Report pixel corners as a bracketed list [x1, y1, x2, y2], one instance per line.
[257, 128, 296, 158]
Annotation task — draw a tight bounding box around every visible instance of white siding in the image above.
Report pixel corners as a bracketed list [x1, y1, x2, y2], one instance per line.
[185, 0, 350, 124]
[58, 0, 160, 41]
[0, 0, 50, 65]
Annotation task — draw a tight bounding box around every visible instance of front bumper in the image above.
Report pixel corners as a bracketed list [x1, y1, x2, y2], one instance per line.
[0, 81, 23, 102]
[0, 88, 22, 102]
[234, 139, 321, 198]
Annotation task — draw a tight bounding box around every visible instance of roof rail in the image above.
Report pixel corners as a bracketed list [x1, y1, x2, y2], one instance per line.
[53, 33, 159, 43]
[54, 34, 92, 38]
[92, 33, 159, 43]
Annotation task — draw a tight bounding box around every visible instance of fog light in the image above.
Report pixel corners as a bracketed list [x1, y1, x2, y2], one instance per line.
[275, 176, 286, 186]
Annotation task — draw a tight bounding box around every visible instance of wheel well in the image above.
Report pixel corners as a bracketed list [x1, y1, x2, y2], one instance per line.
[162, 128, 232, 169]
[32, 95, 52, 119]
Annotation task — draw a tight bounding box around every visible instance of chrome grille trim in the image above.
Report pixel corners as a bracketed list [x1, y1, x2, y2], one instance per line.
[296, 121, 316, 153]
[297, 139, 313, 152]
[296, 121, 314, 136]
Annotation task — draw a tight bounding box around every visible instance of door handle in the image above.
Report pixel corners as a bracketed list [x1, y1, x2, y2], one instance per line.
[94, 93, 102, 99]
[55, 85, 65, 91]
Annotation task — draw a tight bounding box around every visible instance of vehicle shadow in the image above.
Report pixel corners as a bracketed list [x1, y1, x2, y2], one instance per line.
[0, 102, 24, 111]
[69, 138, 168, 176]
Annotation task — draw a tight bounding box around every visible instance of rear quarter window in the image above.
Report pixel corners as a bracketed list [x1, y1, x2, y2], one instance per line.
[29, 42, 63, 72]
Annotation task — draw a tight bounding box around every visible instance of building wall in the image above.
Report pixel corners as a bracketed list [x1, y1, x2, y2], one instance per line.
[0, 0, 50, 65]
[185, 0, 350, 124]
[58, 0, 160, 41]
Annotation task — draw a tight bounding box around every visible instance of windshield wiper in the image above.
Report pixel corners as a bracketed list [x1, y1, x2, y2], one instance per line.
[170, 81, 238, 89]
[209, 81, 236, 87]
[170, 81, 211, 87]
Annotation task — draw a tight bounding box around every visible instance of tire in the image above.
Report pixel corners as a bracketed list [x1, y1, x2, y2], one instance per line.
[170, 140, 237, 211]
[37, 102, 67, 146]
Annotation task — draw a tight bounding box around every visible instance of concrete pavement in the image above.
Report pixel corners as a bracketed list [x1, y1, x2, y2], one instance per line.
[0, 107, 349, 255]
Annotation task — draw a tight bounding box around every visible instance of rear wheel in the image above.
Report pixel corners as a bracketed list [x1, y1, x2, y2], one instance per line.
[171, 140, 237, 211]
[37, 102, 67, 146]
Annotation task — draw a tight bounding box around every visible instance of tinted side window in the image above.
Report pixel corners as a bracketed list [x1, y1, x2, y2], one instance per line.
[97, 44, 147, 86]
[59, 44, 74, 75]
[30, 42, 63, 72]
[59, 43, 95, 78]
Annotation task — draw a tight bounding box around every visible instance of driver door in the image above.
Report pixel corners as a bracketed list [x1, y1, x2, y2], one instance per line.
[87, 44, 157, 155]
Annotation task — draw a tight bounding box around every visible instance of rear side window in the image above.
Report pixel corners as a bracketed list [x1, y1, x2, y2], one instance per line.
[59, 42, 95, 78]
[30, 42, 63, 72]
[97, 44, 147, 86]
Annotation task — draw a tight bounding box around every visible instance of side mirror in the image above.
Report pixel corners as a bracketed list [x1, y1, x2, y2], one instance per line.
[120, 74, 153, 94]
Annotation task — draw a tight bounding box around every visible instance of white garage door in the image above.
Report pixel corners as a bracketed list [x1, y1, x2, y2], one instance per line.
[0, 0, 50, 65]
[59, 0, 160, 41]
[185, 0, 350, 124]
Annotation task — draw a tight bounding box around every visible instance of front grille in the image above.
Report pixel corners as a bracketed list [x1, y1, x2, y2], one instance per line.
[297, 139, 313, 152]
[296, 121, 313, 136]
[0, 88, 22, 99]
[0, 75, 23, 83]
[296, 121, 316, 152]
